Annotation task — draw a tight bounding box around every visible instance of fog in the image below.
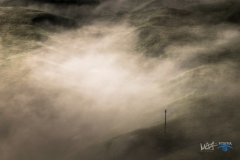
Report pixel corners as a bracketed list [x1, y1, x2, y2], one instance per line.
[29, 23, 179, 144]
[1, 22, 239, 159]
[0, 22, 178, 160]
[0, 0, 240, 160]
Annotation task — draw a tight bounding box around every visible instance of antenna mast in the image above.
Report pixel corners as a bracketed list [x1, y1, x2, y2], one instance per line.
[165, 110, 167, 134]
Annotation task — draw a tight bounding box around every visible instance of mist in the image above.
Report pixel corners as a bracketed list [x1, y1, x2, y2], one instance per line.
[0, 0, 240, 160]
[1, 22, 239, 160]
[0, 22, 176, 160]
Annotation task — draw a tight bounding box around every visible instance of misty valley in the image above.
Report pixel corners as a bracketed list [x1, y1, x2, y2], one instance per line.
[0, 0, 240, 160]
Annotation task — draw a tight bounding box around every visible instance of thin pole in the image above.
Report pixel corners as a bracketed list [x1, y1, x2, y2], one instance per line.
[165, 110, 167, 134]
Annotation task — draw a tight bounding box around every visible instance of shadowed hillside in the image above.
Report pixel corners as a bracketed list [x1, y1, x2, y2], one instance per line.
[0, 0, 100, 6]
[0, 7, 77, 54]
[0, 6, 77, 94]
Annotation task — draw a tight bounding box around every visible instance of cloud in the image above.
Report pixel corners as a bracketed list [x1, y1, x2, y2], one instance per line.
[0, 1, 240, 160]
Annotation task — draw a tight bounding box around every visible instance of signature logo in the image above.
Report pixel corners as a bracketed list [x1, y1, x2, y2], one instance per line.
[200, 141, 233, 152]
[200, 141, 218, 151]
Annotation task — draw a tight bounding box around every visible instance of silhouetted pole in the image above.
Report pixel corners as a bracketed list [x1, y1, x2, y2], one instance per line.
[165, 110, 167, 134]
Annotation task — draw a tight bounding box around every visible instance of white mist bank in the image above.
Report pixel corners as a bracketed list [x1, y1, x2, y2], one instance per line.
[29, 23, 179, 139]
[1, 16, 240, 159]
